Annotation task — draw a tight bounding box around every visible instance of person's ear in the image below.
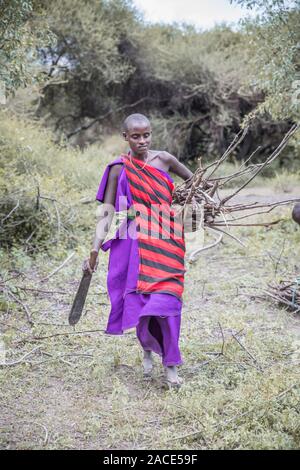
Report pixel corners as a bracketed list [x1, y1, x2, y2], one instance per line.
[122, 132, 128, 141]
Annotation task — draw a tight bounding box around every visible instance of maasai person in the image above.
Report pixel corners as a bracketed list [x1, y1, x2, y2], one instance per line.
[82, 113, 194, 387]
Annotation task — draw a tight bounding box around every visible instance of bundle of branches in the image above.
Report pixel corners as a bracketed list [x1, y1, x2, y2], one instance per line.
[262, 279, 300, 314]
[172, 123, 300, 256]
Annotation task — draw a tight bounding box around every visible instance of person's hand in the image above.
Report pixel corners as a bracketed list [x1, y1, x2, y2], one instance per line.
[82, 251, 99, 274]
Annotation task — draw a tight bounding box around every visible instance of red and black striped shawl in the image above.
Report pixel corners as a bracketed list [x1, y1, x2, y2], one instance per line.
[122, 153, 186, 301]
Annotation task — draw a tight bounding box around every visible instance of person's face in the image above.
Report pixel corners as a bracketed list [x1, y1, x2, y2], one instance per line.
[123, 121, 152, 157]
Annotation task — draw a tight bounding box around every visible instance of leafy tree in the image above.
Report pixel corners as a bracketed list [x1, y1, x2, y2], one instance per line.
[0, 0, 55, 96]
[230, 0, 300, 122]
[41, 0, 137, 85]
[35, 0, 141, 138]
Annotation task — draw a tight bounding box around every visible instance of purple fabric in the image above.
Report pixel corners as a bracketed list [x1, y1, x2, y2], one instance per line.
[95, 156, 183, 365]
[137, 316, 182, 367]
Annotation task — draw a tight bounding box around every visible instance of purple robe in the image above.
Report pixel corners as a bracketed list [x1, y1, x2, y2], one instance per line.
[96, 156, 183, 366]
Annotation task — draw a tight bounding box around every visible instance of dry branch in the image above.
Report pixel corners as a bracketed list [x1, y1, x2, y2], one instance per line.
[0, 346, 42, 367]
[0, 274, 34, 326]
[172, 124, 300, 248]
[263, 278, 300, 313]
[39, 252, 75, 283]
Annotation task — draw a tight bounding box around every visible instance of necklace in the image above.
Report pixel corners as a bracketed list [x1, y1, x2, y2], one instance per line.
[129, 151, 149, 171]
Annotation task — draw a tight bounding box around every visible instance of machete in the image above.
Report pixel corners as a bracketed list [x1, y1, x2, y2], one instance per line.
[68, 270, 93, 325]
[68, 210, 134, 326]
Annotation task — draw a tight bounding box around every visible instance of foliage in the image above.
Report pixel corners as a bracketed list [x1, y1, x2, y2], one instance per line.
[0, 110, 118, 251]
[232, 0, 293, 11]
[231, 0, 300, 122]
[41, 0, 136, 85]
[29, 0, 297, 164]
[0, 0, 55, 94]
[1, 199, 300, 449]
[1, 1, 300, 450]
[35, 0, 140, 134]
[3, 1, 299, 165]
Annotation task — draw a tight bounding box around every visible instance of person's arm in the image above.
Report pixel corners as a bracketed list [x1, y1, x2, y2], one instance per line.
[83, 164, 122, 274]
[163, 152, 200, 230]
[164, 152, 194, 181]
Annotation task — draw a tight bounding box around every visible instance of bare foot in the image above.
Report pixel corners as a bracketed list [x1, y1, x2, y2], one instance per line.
[164, 366, 183, 389]
[142, 350, 153, 377]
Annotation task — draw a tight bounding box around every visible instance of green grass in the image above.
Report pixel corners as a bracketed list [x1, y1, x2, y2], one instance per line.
[0, 113, 299, 449]
[1, 205, 300, 450]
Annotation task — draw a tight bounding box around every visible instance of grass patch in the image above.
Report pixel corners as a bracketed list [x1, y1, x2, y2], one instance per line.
[1, 204, 300, 449]
[0, 113, 299, 449]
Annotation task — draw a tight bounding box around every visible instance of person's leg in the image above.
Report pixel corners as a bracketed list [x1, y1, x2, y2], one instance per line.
[156, 315, 182, 367]
[142, 349, 153, 376]
[136, 315, 171, 377]
[136, 316, 161, 376]
[155, 315, 183, 386]
[137, 315, 183, 384]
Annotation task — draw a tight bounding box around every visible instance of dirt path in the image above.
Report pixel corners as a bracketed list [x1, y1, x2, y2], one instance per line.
[219, 185, 300, 205]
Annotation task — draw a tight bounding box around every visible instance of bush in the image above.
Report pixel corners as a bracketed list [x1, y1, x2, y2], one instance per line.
[0, 111, 120, 252]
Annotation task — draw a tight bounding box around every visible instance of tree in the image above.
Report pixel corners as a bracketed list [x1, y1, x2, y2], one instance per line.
[0, 0, 55, 97]
[230, 0, 300, 122]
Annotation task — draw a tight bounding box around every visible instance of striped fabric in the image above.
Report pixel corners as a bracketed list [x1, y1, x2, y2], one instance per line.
[122, 153, 186, 300]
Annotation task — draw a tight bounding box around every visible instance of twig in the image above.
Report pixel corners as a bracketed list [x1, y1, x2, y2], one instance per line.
[207, 226, 246, 247]
[274, 238, 286, 277]
[262, 289, 300, 313]
[201, 281, 206, 298]
[0, 272, 24, 284]
[14, 329, 106, 344]
[165, 403, 207, 444]
[39, 350, 73, 367]
[218, 322, 225, 355]
[206, 127, 249, 179]
[14, 286, 68, 295]
[39, 252, 75, 282]
[0, 321, 29, 333]
[0, 346, 42, 367]
[219, 206, 279, 222]
[214, 146, 262, 188]
[19, 420, 49, 446]
[53, 200, 61, 242]
[5, 287, 34, 326]
[188, 232, 223, 263]
[34, 322, 70, 327]
[275, 383, 299, 400]
[1, 200, 20, 224]
[226, 198, 300, 212]
[220, 124, 299, 205]
[232, 333, 263, 371]
[214, 382, 299, 431]
[211, 219, 282, 227]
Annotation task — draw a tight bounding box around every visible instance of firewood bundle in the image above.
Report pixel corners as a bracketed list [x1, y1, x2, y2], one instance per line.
[263, 279, 300, 313]
[172, 124, 300, 240]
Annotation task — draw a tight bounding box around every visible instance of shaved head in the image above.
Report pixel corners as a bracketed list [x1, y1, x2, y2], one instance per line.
[122, 113, 151, 133]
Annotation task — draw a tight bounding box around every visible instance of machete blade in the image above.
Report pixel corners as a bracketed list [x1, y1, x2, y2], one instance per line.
[68, 271, 92, 325]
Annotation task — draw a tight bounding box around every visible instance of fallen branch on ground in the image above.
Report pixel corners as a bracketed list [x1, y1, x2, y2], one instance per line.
[39, 252, 75, 283]
[263, 278, 300, 313]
